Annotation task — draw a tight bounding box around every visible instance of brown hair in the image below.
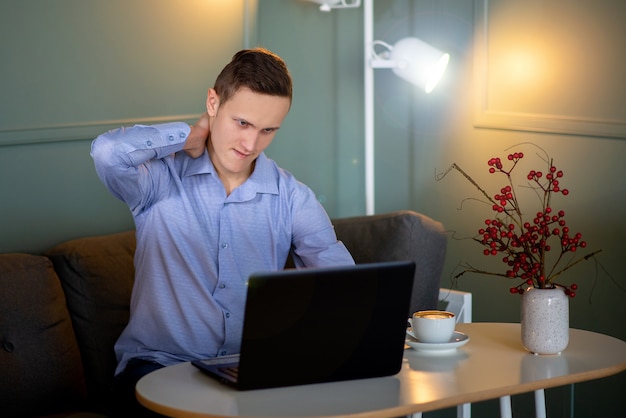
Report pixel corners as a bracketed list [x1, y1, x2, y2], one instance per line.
[213, 47, 293, 105]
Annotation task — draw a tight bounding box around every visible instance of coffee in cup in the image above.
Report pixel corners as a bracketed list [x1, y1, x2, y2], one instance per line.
[409, 310, 456, 343]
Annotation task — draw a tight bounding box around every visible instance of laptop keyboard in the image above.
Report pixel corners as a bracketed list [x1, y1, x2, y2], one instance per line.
[219, 366, 239, 379]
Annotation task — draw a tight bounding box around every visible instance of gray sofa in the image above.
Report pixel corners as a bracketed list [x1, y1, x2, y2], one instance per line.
[0, 210, 446, 417]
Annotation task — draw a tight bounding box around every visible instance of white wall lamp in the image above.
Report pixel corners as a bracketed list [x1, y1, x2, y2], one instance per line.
[364, 0, 449, 214]
[369, 38, 449, 94]
[303, 0, 449, 215]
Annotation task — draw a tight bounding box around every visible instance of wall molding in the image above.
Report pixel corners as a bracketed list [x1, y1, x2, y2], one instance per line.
[473, 0, 626, 139]
[0, 114, 201, 147]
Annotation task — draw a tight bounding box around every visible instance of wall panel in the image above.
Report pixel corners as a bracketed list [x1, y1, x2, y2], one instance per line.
[474, 0, 626, 138]
[0, 0, 245, 146]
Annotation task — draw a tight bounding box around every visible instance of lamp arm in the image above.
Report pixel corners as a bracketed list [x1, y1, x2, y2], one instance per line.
[369, 59, 401, 69]
[311, 0, 361, 12]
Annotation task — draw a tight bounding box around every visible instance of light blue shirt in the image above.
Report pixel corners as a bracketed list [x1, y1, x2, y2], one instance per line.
[91, 122, 354, 374]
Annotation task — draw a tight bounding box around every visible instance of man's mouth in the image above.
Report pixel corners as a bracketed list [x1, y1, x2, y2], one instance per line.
[233, 149, 250, 159]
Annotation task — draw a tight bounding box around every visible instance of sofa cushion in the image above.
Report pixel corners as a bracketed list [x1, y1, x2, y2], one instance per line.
[45, 230, 136, 409]
[0, 253, 87, 417]
[332, 210, 446, 313]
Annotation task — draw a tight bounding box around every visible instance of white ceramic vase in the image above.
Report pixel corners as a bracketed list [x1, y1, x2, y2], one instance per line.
[521, 286, 569, 355]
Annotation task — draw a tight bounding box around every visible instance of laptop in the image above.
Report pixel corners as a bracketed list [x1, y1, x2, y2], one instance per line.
[192, 260, 416, 390]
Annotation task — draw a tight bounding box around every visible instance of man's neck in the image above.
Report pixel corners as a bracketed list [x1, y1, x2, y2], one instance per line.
[215, 159, 256, 196]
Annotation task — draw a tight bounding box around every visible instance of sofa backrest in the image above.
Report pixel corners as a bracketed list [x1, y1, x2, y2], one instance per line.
[332, 210, 446, 314]
[38, 210, 446, 411]
[0, 253, 87, 417]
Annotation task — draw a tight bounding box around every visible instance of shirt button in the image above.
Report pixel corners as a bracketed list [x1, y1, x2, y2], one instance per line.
[180, 131, 187, 138]
[146, 140, 153, 146]
[168, 135, 174, 141]
[225, 312, 231, 318]
[220, 350, 227, 356]
[219, 283, 226, 289]
[221, 243, 229, 249]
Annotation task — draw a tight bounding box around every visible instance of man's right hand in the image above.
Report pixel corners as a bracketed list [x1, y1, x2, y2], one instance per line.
[184, 112, 210, 158]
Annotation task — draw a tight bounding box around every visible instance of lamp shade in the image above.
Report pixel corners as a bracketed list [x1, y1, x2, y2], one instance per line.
[390, 37, 450, 93]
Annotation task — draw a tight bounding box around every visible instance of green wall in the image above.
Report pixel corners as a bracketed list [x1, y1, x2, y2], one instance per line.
[255, 0, 366, 217]
[0, 0, 248, 253]
[1, 0, 625, 416]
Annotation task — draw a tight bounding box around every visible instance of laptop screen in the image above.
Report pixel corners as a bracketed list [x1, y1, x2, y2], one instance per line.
[231, 261, 416, 390]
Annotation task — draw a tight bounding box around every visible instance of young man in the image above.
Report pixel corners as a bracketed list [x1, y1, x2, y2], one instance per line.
[91, 48, 354, 411]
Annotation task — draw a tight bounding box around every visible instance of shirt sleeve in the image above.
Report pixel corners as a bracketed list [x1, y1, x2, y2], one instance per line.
[90, 122, 191, 211]
[289, 185, 355, 268]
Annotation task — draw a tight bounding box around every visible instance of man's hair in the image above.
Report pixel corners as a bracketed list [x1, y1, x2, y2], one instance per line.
[214, 47, 293, 105]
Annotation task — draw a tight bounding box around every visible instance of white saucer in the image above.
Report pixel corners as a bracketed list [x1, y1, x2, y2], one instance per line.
[405, 330, 470, 354]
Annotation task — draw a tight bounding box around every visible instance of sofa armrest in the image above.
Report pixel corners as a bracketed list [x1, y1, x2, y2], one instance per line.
[0, 253, 87, 416]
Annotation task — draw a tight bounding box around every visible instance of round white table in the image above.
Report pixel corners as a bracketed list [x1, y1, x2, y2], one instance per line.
[136, 323, 626, 417]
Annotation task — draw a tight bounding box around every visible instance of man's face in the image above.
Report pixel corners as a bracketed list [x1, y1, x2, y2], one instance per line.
[206, 87, 290, 184]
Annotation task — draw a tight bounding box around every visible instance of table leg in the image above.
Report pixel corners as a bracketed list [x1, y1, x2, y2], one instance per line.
[499, 395, 512, 418]
[457, 403, 471, 418]
[534, 389, 546, 418]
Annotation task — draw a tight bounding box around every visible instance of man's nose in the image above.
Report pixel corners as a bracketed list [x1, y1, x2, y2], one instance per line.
[241, 131, 259, 152]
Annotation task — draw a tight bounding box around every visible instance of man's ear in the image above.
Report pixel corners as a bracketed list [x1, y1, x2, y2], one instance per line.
[206, 88, 220, 117]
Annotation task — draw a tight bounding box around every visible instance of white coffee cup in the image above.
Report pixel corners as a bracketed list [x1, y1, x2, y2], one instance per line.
[408, 310, 456, 343]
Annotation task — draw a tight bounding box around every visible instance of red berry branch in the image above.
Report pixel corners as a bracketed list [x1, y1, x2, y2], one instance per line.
[437, 146, 601, 297]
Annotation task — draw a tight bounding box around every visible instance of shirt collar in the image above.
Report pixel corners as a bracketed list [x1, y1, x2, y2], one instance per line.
[244, 153, 278, 196]
[180, 150, 213, 177]
[181, 151, 278, 198]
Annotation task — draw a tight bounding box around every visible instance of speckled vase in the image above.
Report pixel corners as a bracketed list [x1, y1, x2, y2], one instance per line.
[521, 287, 569, 355]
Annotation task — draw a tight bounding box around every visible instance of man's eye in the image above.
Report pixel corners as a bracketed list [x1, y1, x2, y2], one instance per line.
[237, 120, 248, 127]
[263, 128, 275, 134]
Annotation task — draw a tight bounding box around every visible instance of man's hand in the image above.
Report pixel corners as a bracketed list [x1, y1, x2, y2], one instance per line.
[184, 112, 210, 158]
